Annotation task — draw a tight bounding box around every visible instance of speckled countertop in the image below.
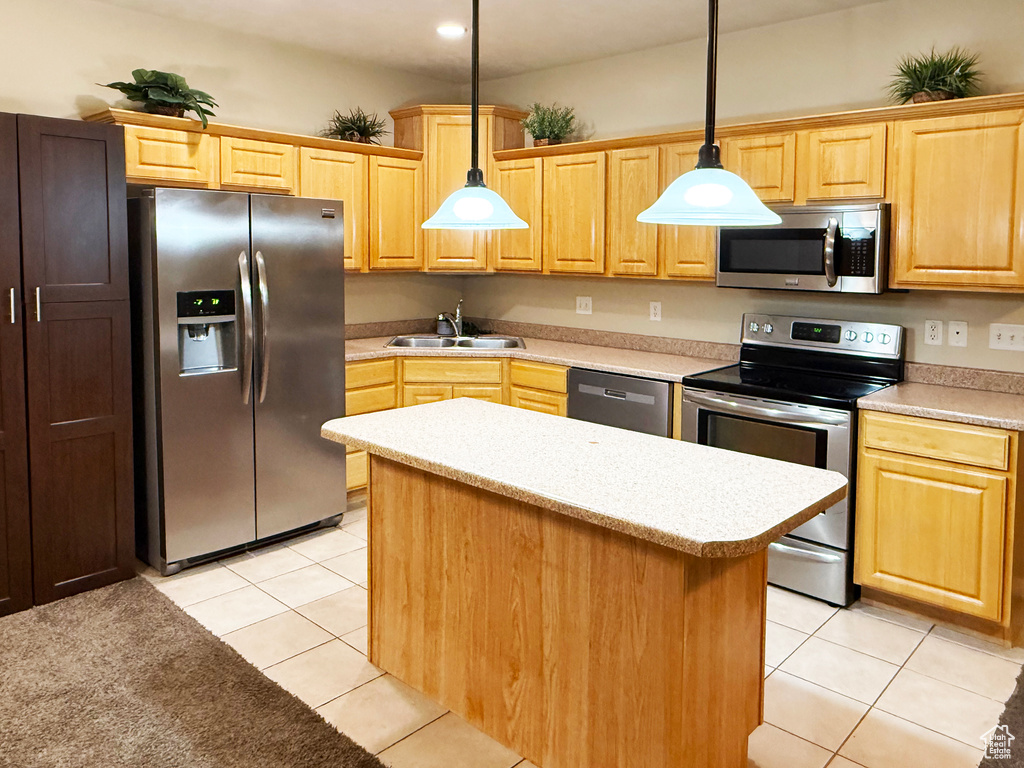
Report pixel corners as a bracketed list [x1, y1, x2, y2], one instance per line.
[344, 336, 728, 381]
[322, 398, 848, 558]
[859, 383, 1024, 431]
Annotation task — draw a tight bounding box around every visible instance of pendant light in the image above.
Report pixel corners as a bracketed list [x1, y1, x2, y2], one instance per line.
[638, 0, 780, 226]
[423, 0, 527, 230]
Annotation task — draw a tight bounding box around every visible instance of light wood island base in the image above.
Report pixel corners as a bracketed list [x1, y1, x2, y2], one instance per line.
[367, 456, 767, 768]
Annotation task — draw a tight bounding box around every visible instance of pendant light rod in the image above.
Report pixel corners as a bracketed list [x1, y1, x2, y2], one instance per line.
[697, 0, 723, 170]
[468, 0, 482, 184]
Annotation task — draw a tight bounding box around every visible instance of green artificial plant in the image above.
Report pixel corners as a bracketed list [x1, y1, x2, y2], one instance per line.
[887, 47, 982, 104]
[521, 103, 577, 143]
[102, 69, 217, 128]
[320, 107, 390, 144]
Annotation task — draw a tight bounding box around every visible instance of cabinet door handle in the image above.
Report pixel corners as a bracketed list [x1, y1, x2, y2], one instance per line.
[34, 287, 41, 322]
[8, 288, 15, 324]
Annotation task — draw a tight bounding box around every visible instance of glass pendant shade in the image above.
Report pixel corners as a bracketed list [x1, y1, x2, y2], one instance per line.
[637, 167, 782, 226]
[423, 185, 528, 229]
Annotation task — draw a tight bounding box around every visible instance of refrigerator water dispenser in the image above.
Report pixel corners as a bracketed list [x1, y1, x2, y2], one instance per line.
[177, 290, 237, 375]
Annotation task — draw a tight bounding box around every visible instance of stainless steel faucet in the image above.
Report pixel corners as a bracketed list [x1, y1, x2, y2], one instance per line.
[438, 299, 464, 336]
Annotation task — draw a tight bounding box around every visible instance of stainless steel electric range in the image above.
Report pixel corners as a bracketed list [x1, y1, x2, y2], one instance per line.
[681, 313, 905, 606]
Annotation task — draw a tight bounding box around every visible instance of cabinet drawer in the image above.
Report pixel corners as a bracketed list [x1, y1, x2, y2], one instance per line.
[346, 450, 368, 490]
[452, 384, 503, 404]
[403, 384, 451, 406]
[510, 386, 567, 417]
[346, 384, 397, 416]
[347, 359, 396, 390]
[861, 411, 1011, 470]
[510, 360, 567, 393]
[220, 137, 296, 194]
[402, 358, 502, 384]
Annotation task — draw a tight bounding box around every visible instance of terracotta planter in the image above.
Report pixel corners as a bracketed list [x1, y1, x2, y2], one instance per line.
[911, 90, 956, 103]
[144, 104, 186, 118]
[533, 137, 563, 147]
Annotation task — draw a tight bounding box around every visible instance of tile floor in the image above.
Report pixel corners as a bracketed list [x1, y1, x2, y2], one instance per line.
[142, 498, 1021, 768]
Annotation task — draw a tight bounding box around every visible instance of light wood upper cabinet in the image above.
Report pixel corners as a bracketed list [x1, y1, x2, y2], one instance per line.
[606, 147, 659, 276]
[299, 148, 368, 271]
[799, 123, 887, 202]
[855, 411, 1018, 624]
[658, 142, 716, 279]
[723, 133, 796, 203]
[890, 110, 1024, 290]
[543, 152, 606, 274]
[492, 158, 542, 271]
[219, 137, 296, 194]
[368, 156, 424, 270]
[123, 125, 218, 187]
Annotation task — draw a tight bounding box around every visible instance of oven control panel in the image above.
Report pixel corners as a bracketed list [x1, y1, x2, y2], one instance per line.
[742, 313, 903, 358]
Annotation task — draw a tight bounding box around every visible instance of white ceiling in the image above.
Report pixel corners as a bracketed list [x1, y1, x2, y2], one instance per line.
[93, 0, 884, 82]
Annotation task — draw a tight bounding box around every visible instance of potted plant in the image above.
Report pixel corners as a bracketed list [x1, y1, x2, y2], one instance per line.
[101, 69, 217, 128]
[521, 103, 577, 146]
[887, 47, 982, 104]
[320, 108, 390, 144]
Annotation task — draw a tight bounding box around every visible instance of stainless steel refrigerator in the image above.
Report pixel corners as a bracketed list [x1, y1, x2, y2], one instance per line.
[130, 188, 346, 575]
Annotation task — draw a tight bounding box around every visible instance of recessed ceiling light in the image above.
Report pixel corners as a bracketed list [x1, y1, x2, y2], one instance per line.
[436, 24, 467, 39]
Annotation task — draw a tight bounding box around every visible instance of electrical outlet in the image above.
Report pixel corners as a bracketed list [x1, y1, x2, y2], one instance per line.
[948, 320, 968, 347]
[991, 323, 1024, 350]
[576, 296, 592, 315]
[650, 301, 662, 321]
[924, 319, 943, 346]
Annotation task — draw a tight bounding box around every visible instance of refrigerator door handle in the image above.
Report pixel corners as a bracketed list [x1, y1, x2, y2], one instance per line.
[238, 251, 255, 404]
[254, 250, 270, 403]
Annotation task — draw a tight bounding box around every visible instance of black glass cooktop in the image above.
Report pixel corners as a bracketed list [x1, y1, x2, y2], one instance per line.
[682, 363, 893, 410]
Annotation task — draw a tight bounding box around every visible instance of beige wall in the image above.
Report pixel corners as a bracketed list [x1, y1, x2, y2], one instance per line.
[0, 0, 458, 139]
[346, 273, 464, 325]
[479, 0, 1024, 138]
[465, 275, 1024, 373]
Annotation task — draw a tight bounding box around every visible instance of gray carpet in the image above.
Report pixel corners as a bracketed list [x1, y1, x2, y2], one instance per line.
[0, 577, 384, 768]
[981, 663, 1024, 767]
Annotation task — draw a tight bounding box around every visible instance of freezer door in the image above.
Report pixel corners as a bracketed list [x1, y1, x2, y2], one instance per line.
[149, 189, 256, 563]
[250, 195, 346, 539]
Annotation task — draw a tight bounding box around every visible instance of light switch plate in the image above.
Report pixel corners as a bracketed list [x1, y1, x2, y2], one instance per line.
[576, 296, 592, 315]
[990, 323, 1024, 350]
[948, 321, 968, 347]
[650, 301, 662, 321]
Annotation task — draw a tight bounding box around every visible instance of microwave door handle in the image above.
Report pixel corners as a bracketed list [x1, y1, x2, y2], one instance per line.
[823, 217, 839, 287]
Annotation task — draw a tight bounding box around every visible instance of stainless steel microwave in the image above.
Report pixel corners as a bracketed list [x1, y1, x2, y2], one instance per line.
[716, 203, 889, 293]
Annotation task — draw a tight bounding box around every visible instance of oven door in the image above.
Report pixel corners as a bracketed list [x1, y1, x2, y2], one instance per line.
[680, 388, 853, 549]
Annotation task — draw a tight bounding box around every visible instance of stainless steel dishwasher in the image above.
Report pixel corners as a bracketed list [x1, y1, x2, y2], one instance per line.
[567, 368, 673, 437]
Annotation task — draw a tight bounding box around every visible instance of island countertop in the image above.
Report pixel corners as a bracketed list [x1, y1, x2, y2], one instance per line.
[322, 398, 847, 558]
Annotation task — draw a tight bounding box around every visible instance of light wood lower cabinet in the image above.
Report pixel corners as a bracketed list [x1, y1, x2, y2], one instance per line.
[855, 411, 1020, 627]
[508, 360, 567, 416]
[346, 450, 368, 491]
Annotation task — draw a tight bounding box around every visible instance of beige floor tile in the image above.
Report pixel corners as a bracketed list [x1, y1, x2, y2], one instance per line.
[767, 586, 838, 634]
[826, 758, 866, 768]
[846, 601, 935, 634]
[905, 634, 1022, 702]
[342, 625, 368, 655]
[765, 620, 809, 667]
[930, 624, 1024, 664]
[264, 639, 382, 708]
[765, 665, 774, 678]
[322, 547, 368, 584]
[152, 564, 249, 608]
[780, 637, 899, 704]
[747, 723, 832, 768]
[378, 712, 520, 768]
[343, 518, 368, 541]
[288, 528, 366, 562]
[815, 609, 926, 665]
[223, 545, 315, 583]
[184, 585, 289, 636]
[343, 502, 367, 524]
[839, 709, 984, 768]
[317, 674, 446, 753]
[875, 668, 1005, 748]
[763, 670, 870, 751]
[257, 564, 356, 608]
[222, 610, 333, 669]
[296, 585, 368, 637]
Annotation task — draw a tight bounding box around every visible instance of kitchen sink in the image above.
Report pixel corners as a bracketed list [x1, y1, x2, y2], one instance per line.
[386, 334, 525, 349]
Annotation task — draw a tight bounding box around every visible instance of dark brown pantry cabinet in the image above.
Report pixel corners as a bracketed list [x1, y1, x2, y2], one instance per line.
[0, 114, 134, 616]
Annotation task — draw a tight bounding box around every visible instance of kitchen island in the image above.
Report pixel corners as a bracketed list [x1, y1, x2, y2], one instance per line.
[322, 398, 847, 768]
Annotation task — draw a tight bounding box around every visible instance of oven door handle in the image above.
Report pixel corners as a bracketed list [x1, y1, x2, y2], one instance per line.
[823, 217, 839, 287]
[769, 541, 843, 563]
[682, 390, 850, 426]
